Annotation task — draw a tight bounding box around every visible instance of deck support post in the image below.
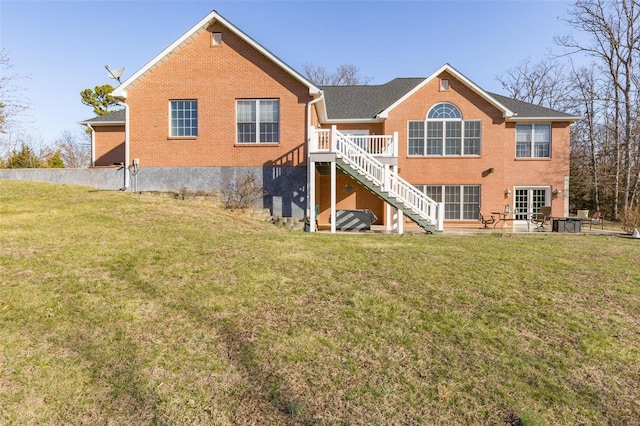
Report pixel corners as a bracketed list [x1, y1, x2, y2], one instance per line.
[330, 160, 336, 233]
[308, 160, 316, 232]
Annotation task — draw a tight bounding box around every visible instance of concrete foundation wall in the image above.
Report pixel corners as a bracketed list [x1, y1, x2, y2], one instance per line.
[0, 167, 125, 190]
[0, 166, 308, 218]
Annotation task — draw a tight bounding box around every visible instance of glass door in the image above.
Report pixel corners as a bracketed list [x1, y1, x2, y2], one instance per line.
[514, 187, 549, 221]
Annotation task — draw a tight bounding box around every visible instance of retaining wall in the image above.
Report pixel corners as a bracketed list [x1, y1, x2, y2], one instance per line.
[0, 166, 307, 218]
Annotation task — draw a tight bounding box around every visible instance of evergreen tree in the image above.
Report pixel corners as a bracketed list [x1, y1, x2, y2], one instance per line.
[80, 84, 118, 116]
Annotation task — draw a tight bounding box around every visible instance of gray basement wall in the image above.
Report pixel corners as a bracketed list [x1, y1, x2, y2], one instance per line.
[0, 166, 308, 218]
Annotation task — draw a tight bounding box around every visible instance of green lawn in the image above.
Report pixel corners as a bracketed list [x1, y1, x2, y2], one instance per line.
[1, 181, 639, 425]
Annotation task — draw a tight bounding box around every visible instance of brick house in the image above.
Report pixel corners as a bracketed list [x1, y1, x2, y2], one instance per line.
[82, 10, 579, 233]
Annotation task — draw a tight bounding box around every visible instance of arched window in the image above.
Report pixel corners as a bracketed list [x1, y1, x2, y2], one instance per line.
[427, 102, 461, 119]
[408, 102, 481, 156]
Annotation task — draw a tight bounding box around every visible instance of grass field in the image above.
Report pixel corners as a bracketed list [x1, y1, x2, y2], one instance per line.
[1, 181, 639, 425]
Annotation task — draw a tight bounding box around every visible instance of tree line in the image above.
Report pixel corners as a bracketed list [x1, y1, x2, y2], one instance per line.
[497, 0, 640, 224]
[2, 0, 640, 225]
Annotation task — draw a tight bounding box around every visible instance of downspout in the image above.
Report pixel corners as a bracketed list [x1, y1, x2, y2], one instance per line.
[306, 93, 324, 223]
[116, 101, 130, 191]
[87, 124, 95, 166]
[306, 92, 323, 131]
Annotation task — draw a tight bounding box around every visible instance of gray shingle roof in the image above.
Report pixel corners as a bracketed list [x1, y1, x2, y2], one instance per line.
[80, 109, 125, 124]
[320, 78, 425, 120]
[321, 80, 578, 121]
[487, 93, 578, 119]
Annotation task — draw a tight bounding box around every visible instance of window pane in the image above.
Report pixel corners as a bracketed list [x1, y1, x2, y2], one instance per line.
[170, 100, 197, 137]
[428, 102, 462, 119]
[237, 123, 256, 143]
[237, 100, 279, 143]
[464, 121, 481, 155]
[463, 186, 480, 219]
[533, 124, 550, 157]
[426, 122, 443, 155]
[444, 186, 461, 219]
[408, 121, 424, 155]
[516, 124, 532, 142]
[260, 122, 279, 143]
[534, 141, 550, 157]
[237, 101, 256, 123]
[516, 142, 531, 157]
[424, 185, 442, 203]
[533, 124, 550, 142]
[260, 100, 279, 122]
[445, 121, 461, 155]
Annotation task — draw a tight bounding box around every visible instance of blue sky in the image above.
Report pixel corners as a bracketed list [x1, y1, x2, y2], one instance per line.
[1, 0, 579, 144]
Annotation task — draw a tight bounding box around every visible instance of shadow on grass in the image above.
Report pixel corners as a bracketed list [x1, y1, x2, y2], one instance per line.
[218, 318, 314, 424]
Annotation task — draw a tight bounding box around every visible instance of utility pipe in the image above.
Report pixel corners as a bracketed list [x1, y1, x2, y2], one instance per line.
[115, 102, 130, 191]
[87, 124, 95, 166]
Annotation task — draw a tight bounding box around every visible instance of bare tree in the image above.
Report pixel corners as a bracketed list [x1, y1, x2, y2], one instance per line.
[303, 63, 373, 86]
[556, 0, 640, 219]
[0, 48, 30, 137]
[569, 66, 607, 213]
[53, 128, 91, 168]
[496, 58, 574, 110]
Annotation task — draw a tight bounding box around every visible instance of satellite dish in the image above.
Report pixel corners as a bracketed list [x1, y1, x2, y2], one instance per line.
[105, 65, 125, 83]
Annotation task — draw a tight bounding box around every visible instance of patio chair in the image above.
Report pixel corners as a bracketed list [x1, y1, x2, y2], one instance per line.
[477, 206, 495, 229]
[586, 211, 604, 230]
[531, 206, 552, 229]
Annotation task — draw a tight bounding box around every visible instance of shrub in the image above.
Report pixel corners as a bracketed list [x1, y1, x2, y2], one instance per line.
[620, 206, 640, 233]
[46, 150, 65, 168]
[6, 144, 43, 168]
[221, 172, 268, 209]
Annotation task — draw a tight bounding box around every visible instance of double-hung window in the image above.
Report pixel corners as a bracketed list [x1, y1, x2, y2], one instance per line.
[415, 184, 480, 220]
[236, 99, 280, 144]
[516, 124, 550, 158]
[408, 103, 480, 156]
[170, 100, 198, 137]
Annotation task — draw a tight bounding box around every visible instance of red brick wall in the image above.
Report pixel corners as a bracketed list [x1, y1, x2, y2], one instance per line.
[124, 21, 312, 168]
[93, 125, 125, 166]
[315, 173, 384, 226]
[384, 71, 570, 220]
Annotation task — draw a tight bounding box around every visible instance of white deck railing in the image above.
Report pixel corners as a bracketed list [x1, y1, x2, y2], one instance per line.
[311, 126, 443, 230]
[310, 129, 398, 157]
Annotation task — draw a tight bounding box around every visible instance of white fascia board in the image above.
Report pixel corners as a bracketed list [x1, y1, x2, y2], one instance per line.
[377, 64, 515, 119]
[322, 118, 385, 124]
[79, 120, 125, 126]
[112, 10, 320, 99]
[506, 115, 582, 123]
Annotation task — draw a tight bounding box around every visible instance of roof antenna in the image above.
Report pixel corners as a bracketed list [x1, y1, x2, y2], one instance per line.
[105, 64, 125, 84]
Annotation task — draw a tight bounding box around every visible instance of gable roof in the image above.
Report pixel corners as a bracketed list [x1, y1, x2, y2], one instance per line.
[378, 63, 515, 119]
[79, 109, 125, 125]
[111, 10, 321, 99]
[319, 64, 580, 123]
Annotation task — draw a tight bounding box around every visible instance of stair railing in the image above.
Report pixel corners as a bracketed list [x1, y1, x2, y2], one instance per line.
[328, 126, 443, 230]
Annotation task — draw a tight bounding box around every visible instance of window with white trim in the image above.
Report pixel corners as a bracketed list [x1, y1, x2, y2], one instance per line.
[415, 184, 480, 220]
[236, 99, 280, 144]
[170, 100, 198, 137]
[408, 102, 481, 156]
[516, 124, 550, 158]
